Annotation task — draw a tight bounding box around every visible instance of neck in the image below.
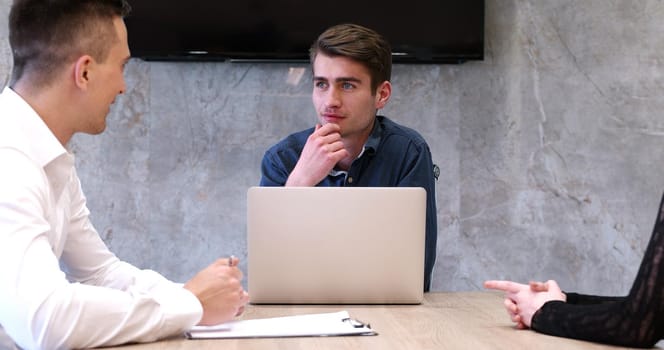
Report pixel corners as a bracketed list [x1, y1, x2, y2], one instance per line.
[336, 120, 375, 171]
[336, 143, 362, 171]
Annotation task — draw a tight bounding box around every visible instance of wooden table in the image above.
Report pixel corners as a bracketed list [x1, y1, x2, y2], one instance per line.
[105, 292, 660, 350]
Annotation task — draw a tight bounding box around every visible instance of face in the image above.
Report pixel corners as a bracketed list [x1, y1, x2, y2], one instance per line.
[312, 53, 390, 142]
[82, 17, 130, 134]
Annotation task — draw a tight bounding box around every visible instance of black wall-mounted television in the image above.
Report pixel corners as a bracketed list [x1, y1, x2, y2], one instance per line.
[125, 1, 484, 64]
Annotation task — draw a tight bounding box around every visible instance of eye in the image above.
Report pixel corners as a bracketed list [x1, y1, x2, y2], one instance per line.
[341, 82, 355, 90]
[314, 81, 328, 89]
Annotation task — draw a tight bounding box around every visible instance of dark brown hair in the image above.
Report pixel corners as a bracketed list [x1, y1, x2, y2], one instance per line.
[310, 23, 392, 93]
[9, 0, 131, 87]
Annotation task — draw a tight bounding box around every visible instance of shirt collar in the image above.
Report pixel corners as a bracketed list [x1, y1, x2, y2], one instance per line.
[327, 117, 383, 177]
[0, 86, 68, 168]
[363, 116, 383, 156]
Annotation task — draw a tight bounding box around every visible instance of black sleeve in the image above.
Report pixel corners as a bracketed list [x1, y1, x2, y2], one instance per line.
[563, 292, 624, 305]
[530, 193, 664, 348]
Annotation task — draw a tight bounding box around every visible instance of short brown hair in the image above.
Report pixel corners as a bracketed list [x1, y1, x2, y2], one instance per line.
[9, 0, 131, 87]
[309, 23, 392, 93]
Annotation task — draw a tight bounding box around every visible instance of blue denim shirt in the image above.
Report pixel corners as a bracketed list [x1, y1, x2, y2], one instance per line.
[260, 116, 438, 291]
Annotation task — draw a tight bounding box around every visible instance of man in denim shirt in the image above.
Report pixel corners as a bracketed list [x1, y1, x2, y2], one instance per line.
[260, 23, 438, 292]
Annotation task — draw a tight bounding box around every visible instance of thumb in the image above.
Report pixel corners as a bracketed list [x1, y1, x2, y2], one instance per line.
[529, 281, 548, 292]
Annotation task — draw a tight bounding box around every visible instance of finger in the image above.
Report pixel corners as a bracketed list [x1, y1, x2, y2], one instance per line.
[484, 280, 524, 293]
[503, 298, 517, 313]
[213, 258, 230, 267]
[316, 122, 341, 135]
[503, 299, 520, 323]
[235, 291, 249, 313]
[328, 146, 349, 161]
[214, 257, 237, 267]
[235, 305, 245, 317]
[545, 280, 562, 292]
[319, 134, 344, 149]
[326, 140, 346, 152]
[238, 291, 250, 312]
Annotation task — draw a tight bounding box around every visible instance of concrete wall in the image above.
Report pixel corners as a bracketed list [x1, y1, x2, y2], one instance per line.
[1, 0, 663, 294]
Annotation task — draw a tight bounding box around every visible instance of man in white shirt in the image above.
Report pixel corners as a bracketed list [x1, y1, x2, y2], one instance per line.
[0, 1, 249, 349]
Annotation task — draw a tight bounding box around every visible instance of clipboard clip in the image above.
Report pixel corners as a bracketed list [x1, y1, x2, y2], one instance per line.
[342, 317, 371, 329]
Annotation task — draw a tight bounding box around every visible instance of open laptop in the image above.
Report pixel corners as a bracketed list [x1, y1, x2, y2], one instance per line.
[247, 186, 426, 304]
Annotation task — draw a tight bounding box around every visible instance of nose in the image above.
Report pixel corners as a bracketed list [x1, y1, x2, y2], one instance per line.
[324, 86, 341, 109]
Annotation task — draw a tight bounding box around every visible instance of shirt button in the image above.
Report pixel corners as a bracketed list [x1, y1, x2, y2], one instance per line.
[347, 177, 353, 184]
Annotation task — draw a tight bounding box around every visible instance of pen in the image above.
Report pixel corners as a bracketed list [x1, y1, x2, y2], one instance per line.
[229, 255, 236, 267]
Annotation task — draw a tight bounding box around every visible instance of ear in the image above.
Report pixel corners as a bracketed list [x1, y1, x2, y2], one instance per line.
[374, 80, 392, 110]
[73, 55, 94, 90]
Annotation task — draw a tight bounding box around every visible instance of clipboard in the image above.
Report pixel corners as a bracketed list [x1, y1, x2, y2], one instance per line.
[186, 311, 376, 339]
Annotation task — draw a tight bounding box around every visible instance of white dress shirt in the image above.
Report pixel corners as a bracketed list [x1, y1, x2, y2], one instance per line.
[0, 87, 203, 349]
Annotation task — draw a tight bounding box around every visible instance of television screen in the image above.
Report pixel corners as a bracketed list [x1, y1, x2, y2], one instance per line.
[125, 1, 484, 63]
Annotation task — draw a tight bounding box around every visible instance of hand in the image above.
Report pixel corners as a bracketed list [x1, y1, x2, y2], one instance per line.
[484, 279, 566, 328]
[286, 123, 349, 186]
[184, 257, 250, 326]
[235, 291, 249, 316]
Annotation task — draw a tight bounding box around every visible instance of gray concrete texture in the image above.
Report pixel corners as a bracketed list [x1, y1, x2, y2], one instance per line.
[1, 0, 663, 294]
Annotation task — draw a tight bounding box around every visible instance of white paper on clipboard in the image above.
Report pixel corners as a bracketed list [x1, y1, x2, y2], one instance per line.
[186, 310, 376, 339]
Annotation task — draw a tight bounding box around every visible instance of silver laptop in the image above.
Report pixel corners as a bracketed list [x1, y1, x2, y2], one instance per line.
[247, 186, 425, 304]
